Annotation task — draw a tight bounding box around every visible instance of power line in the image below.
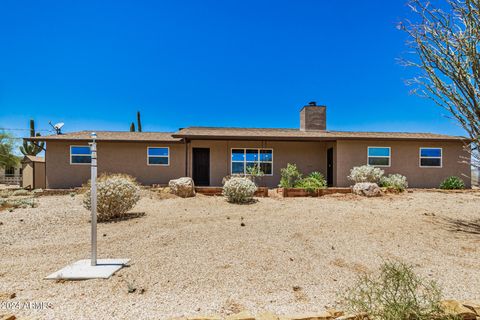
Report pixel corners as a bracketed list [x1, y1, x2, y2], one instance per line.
[0, 128, 53, 132]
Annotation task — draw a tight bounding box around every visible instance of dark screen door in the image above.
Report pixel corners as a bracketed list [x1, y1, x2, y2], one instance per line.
[327, 147, 334, 187]
[192, 148, 210, 186]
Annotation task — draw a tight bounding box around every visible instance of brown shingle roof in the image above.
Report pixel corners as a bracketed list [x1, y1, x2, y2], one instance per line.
[27, 131, 182, 142]
[173, 127, 467, 141]
[26, 128, 467, 143]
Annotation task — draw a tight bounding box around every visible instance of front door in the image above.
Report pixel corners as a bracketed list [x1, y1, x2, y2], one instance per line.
[192, 148, 210, 186]
[327, 147, 334, 187]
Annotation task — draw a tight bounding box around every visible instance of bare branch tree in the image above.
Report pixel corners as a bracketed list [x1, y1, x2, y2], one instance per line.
[399, 0, 480, 168]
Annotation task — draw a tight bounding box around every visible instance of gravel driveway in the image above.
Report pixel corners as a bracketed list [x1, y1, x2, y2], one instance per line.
[1, 190, 479, 319]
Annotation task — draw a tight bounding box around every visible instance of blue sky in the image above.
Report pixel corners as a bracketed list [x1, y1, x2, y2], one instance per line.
[0, 0, 465, 137]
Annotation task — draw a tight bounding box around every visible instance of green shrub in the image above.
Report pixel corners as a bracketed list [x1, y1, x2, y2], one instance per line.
[439, 176, 465, 190]
[342, 261, 458, 320]
[379, 174, 409, 191]
[279, 163, 302, 188]
[294, 172, 327, 192]
[222, 177, 257, 203]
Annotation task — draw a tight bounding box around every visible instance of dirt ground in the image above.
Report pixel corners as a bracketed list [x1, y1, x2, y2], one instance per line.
[1, 190, 480, 319]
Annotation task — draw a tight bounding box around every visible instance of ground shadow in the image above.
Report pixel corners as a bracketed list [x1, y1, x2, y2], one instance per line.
[439, 217, 480, 235]
[93, 212, 146, 223]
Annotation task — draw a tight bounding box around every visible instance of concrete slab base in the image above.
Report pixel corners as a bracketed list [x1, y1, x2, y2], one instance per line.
[45, 259, 130, 280]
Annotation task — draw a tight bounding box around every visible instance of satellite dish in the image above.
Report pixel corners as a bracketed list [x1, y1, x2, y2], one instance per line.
[49, 121, 64, 135]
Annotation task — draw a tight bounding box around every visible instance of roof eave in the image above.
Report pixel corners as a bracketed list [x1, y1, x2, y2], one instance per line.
[172, 134, 468, 142]
[25, 137, 184, 143]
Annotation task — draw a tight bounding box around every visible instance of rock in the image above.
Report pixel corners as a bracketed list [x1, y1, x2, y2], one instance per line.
[334, 314, 368, 320]
[462, 300, 480, 315]
[326, 309, 344, 318]
[225, 311, 255, 320]
[0, 292, 15, 300]
[352, 183, 382, 197]
[256, 312, 280, 320]
[285, 312, 333, 320]
[168, 177, 196, 198]
[441, 300, 477, 320]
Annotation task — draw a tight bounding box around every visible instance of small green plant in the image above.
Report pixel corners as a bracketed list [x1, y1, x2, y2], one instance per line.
[380, 174, 408, 192]
[222, 177, 257, 204]
[342, 261, 458, 320]
[294, 172, 327, 192]
[439, 176, 465, 190]
[279, 163, 302, 188]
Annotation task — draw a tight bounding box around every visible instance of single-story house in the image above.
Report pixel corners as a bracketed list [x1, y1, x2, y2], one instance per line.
[26, 103, 472, 189]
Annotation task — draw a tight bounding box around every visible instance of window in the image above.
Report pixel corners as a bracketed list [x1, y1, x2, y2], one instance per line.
[367, 147, 391, 167]
[231, 148, 273, 175]
[5, 167, 15, 176]
[147, 147, 169, 166]
[419, 148, 442, 167]
[70, 146, 91, 164]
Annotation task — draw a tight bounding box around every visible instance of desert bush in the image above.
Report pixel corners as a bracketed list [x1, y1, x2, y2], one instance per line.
[279, 163, 302, 188]
[0, 198, 37, 211]
[82, 173, 140, 222]
[222, 177, 257, 204]
[342, 261, 457, 320]
[0, 190, 12, 198]
[380, 174, 409, 192]
[439, 176, 465, 190]
[295, 172, 327, 192]
[348, 165, 384, 184]
[12, 189, 30, 196]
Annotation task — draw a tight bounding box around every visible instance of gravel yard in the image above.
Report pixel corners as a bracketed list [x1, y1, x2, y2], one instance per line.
[1, 190, 480, 319]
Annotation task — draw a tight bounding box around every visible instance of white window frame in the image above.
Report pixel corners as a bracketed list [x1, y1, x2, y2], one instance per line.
[70, 145, 92, 165]
[419, 147, 443, 168]
[147, 147, 170, 166]
[367, 146, 391, 167]
[230, 148, 274, 176]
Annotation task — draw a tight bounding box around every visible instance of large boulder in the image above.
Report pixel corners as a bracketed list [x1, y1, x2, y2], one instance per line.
[353, 182, 382, 197]
[168, 177, 195, 198]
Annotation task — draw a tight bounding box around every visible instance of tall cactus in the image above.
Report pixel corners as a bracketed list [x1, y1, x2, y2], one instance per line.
[137, 111, 142, 132]
[20, 119, 44, 156]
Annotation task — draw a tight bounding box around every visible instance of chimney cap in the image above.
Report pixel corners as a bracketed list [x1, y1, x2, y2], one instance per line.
[308, 101, 317, 106]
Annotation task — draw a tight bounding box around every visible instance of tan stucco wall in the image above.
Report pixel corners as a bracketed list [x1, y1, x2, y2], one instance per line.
[188, 140, 330, 187]
[45, 141, 186, 188]
[22, 161, 46, 189]
[335, 140, 471, 188]
[34, 162, 46, 189]
[21, 163, 34, 189]
[44, 138, 471, 189]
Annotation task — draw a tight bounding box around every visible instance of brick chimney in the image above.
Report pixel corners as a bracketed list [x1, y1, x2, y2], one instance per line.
[300, 101, 326, 131]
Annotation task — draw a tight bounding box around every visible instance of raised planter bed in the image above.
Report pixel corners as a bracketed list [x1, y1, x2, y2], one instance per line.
[318, 187, 352, 196]
[277, 187, 352, 197]
[195, 186, 269, 197]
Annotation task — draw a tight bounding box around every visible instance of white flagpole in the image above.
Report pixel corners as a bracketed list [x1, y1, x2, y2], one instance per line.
[90, 132, 97, 266]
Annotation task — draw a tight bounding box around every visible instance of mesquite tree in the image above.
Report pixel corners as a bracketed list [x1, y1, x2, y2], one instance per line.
[400, 0, 480, 167]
